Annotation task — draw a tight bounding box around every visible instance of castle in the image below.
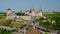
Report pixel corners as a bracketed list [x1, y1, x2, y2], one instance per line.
[25, 7, 43, 16]
[6, 7, 43, 20]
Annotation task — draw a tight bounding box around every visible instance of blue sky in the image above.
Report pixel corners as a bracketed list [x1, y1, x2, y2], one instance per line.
[0, 0, 60, 12]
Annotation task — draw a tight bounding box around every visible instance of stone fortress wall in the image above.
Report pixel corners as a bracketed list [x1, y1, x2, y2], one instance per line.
[6, 8, 43, 20]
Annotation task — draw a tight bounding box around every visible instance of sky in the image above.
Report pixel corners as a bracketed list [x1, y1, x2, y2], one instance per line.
[0, 0, 60, 12]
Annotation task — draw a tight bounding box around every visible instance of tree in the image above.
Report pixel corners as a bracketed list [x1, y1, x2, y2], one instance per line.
[47, 12, 60, 34]
[29, 9, 32, 13]
[16, 10, 25, 16]
[35, 17, 53, 29]
[52, 12, 60, 34]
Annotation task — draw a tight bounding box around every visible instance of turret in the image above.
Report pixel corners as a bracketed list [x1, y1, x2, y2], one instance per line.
[7, 8, 12, 16]
[31, 6, 35, 16]
[38, 8, 43, 16]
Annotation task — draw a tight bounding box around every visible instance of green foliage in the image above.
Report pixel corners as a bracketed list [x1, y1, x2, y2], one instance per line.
[44, 32, 48, 34]
[0, 20, 12, 26]
[52, 12, 60, 31]
[10, 22, 22, 28]
[35, 12, 60, 32]
[20, 24, 26, 29]
[16, 11, 25, 16]
[45, 12, 60, 33]
[29, 9, 32, 13]
[20, 25, 24, 29]
[35, 17, 52, 29]
[16, 12, 22, 16]
[34, 32, 38, 34]
[0, 28, 15, 34]
[39, 22, 52, 29]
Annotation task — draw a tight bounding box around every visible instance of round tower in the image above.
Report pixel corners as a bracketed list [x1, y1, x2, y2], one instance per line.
[7, 8, 12, 16]
[38, 8, 43, 16]
[31, 6, 35, 16]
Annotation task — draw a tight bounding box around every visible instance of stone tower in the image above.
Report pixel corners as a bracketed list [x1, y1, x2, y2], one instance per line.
[38, 8, 43, 16]
[6, 8, 13, 19]
[31, 6, 35, 16]
[7, 8, 12, 16]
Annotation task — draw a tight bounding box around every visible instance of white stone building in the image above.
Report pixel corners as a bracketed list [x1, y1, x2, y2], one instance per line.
[26, 7, 43, 17]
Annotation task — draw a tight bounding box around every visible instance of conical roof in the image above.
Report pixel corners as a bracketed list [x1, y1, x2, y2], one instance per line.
[31, 7, 35, 11]
[31, 6, 35, 11]
[7, 8, 11, 10]
[39, 8, 42, 12]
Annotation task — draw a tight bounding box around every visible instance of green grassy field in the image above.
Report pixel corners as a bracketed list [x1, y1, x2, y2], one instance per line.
[0, 14, 6, 19]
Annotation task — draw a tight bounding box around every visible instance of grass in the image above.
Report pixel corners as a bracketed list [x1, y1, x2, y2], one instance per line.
[0, 14, 6, 19]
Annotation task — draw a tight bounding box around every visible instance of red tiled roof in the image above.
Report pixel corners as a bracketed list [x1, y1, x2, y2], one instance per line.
[26, 29, 43, 34]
